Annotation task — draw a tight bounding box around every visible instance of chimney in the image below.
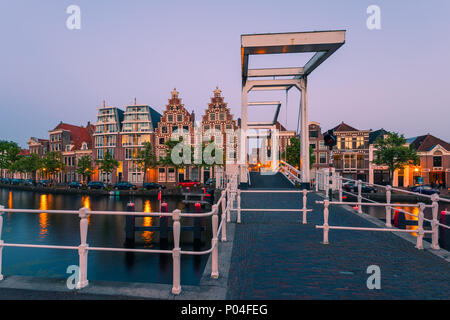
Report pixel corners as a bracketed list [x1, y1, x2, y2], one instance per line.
[237, 118, 241, 128]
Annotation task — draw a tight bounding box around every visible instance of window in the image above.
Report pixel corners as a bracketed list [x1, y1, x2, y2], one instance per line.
[433, 156, 442, 167]
[183, 126, 189, 132]
[344, 154, 357, 170]
[319, 153, 327, 164]
[356, 136, 364, 149]
[226, 124, 232, 130]
[159, 138, 165, 145]
[168, 114, 173, 122]
[158, 168, 166, 182]
[309, 130, 318, 138]
[219, 113, 225, 121]
[215, 125, 221, 131]
[344, 137, 352, 149]
[310, 143, 316, 150]
[177, 114, 183, 122]
[162, 126, 167, 133]
[319, 141, 325, 149]
[97, 149, 104, 159]
[204, 125, 210, 131]
[167, 168, 175, 182]
[125, 148, 133, 160]
[210, 113, 215, 121]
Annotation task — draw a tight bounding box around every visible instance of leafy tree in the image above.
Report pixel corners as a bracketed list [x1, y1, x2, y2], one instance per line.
[372, 132, 419, 185]
[76, 155, 94, 183]
[134, 142, 158, 183]
[159, 137, 194, 183]
[0, 140, 21, 178]
[11, 153, 42, 182]
[282, 137, 315, 169]
[95, 151, 119, 183]
[41, 151, 65, 181]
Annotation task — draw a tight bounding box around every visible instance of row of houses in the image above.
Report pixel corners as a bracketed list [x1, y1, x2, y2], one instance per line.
[309, 122, 450, 188]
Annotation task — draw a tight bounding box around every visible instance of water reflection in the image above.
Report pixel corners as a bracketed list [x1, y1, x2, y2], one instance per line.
[141, 200, 154, 247]
[82, 196, 91, 225]
[394, 205, 418, 237]
[39, 194, 49, 239]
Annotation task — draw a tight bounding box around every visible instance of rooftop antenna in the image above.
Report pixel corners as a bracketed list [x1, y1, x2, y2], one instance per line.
[134, 97, 137, 105]
[103, 100, 106, 108]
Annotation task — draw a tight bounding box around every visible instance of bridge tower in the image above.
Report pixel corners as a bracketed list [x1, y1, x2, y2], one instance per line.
[240, 31, 346, 189]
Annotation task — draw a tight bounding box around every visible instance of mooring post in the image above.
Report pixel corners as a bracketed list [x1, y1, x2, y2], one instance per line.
[416, 203, 425, 250]
[221, 190, 227, 242]
[171, 209, 181, 295]
[323, 200, 330, 244]
[125, 202, 135, 244]
[160, 202, 168, 243]
[194, 202, 202, 243]
[439, 210, 450, 250]
[0, 205, 4, 281]
[431, 194, 440, 250]
[211, 204, 219, 279]
[385, 185, 392, 227]
[77, 207, 89, 289]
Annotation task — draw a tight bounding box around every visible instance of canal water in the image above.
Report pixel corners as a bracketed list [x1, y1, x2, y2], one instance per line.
[0, 188, 212, 285]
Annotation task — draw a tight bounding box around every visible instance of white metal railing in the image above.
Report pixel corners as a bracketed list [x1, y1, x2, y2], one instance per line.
[0, 174, 239, 295]
[277, 160, 302, 185]
[236, 188, 313, 224]
[313, 170, 450, 250]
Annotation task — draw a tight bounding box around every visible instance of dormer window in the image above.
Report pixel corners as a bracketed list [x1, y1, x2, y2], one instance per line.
[66, 145, 71, 151]
[81, 142, 88, 150]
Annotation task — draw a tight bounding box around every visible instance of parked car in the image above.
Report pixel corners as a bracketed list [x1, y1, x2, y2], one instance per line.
[114, 182, 137, 190]
[0, 178, 11, 184]
[411, 185, 440, 195]
[68, 181, 83, 189]
[204, 178, 216, 187]
[342, 181, 377, 193]
[24, 179, 36, 186]
[37, 180, 51, 187]
[87, 181, 105, 190]
[143, 182, 166, 190]
[178, 180, 201, 187]
[11, 179, 24, 185]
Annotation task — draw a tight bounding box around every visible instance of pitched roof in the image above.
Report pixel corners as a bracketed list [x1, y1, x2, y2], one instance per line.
[19, 149, 30, 156]
[51, 122, 92, 150]
[369, 129, 389, 144]
[408, 134, 450, 152]
[332, 122, 359, 132]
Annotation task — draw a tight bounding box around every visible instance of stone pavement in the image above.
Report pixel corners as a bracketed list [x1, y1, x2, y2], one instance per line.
[226, 173, 450, 299]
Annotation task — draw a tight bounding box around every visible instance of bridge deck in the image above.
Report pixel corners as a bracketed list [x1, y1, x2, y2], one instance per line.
[227, 174, 450, 299]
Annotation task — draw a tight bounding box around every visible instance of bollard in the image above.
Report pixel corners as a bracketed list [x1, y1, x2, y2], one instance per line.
[211, 204, 219, 279]
[160, 202, 168, 243]
[172, 209, 181, 295]
[125, 202, 135, 244]
[221, 190, 227, 242]
[237, 189, 242, 224]
[77, 207, 89, 289]
[323, 200, 330, 244]
[0, 205, 4, 281]
[430, 194, 440, 250]
[385, 185, 392, 227]
[357, 180, 362, 214]
[416, 203, 425, 250]
[439, 211, 450, 250]
[302, 189, 308, 224]
[194, 202, 202, 243]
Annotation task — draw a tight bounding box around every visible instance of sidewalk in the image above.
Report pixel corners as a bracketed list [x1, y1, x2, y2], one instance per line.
[226, 188, 450, 299]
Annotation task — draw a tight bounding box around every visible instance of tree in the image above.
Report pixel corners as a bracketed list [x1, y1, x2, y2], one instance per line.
[11, 153, 42, 182]
[372, 132, 419, 185]
[0, 140, 21, 178]
[41, 151, 65, 181]
[76, 155, 94, 183]
[282, 137, 315, 169]
[134, 142, 158, 183]
[95, 151, 119, 183]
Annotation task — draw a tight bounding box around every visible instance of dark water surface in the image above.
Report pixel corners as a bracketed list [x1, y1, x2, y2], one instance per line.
[0, 188, 211, 285]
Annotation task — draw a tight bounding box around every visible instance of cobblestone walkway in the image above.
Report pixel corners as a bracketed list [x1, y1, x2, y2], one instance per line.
[226, 174, 450, 299]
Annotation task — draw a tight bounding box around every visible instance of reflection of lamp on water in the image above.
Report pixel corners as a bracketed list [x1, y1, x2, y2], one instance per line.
[39, 194, 49, 238]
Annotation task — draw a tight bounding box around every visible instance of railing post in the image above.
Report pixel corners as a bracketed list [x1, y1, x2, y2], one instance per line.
[323, 200, 330, 244]
[302, 189, 308, 224]
[77, 207, 89, 289]
[220, 191, 227, 242]
[0, 205, 4, 281]
[325, 174, 330, 199]
[416, 203, 425, 250]
[357, 180, 362, 214]
[338, 177, 343, 202]
[211, 204, 219, 279]
[315, 171, 319, 192]
[431, 194, 440, 250]
[172, 209, 181, 295]
[237, 189, 241, 224]
[385, 185, 392, 227]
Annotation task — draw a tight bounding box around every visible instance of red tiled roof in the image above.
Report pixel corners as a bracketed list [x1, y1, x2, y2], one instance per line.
[410, 134, 450, 152]
[332, 122, 359, 132]
[52, 122, 92, 150]
[19, 149, 30, 156]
